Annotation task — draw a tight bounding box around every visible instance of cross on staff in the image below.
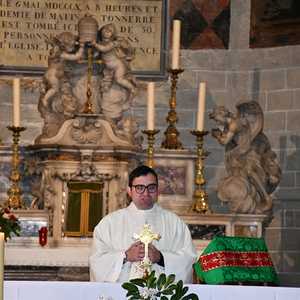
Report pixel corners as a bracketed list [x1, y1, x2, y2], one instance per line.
[133, 223, 161, 277]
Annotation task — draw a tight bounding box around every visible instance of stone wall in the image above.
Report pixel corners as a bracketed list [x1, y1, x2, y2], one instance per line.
[0, 0, 299, 286]
[134, 0, 300, 286]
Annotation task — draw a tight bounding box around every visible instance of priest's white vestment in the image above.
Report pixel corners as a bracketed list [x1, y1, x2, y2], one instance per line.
[89, 202, 197, 283]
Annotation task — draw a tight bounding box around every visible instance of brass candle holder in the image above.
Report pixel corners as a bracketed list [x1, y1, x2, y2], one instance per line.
[6, 126, 26, 209]
[142, 129, 160, 168]
[161, 68, 184, 150]
[83, 46, 94, 114]
[190, 130, 210, 214]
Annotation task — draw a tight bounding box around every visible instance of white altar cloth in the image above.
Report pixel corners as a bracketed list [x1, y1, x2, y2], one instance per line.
[4, 281, 300, 300]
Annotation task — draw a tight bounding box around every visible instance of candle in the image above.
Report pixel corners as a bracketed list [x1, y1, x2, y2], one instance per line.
[171, 20, 181, 69]
[0, 232, 4, 300]
[147, 82, 155, 130]
[196, 82, 206, 131]
[12, 78, 21, 127]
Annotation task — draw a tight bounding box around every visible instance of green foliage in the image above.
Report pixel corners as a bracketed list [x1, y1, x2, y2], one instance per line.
[0, 207, 21, 241]
[122, 271, 199, 300]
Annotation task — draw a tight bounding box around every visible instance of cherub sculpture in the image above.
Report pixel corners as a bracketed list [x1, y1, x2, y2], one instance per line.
[209, 101, 281, 216]
[92, 23, 136, 100]
[36, 16, 139, 147]
[40, 32, 84, 111]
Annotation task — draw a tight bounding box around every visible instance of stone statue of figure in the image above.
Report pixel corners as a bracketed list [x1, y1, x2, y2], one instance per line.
[40, 32, 84, 113]
[92, 23, 136, 101]
[36, 16, 140, 147]
[37, 32, 85, 140]
[209, 101, 281, 216]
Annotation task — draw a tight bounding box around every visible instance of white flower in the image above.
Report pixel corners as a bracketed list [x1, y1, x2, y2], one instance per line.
[139, 287, 158, 300]
[2, 213, 9, 219]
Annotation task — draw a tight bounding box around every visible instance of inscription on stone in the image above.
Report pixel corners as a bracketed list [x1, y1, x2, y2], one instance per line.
[0, 0, 165, 74]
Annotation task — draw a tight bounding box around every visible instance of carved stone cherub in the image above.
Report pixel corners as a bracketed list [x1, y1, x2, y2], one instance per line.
[40, 32, 84, 112]
[209, 101, 281, 216]
[92, 23, 136, 99]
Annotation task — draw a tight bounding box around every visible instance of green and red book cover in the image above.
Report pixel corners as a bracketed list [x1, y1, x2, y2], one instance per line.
[194, 236, 279, 285]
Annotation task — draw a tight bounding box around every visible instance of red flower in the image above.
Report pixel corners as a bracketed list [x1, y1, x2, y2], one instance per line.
[9, 214, 17, 221]
[0, 207, 21, 241]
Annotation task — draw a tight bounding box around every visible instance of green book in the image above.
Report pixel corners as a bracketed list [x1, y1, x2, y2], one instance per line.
[194, 236, 279, 285]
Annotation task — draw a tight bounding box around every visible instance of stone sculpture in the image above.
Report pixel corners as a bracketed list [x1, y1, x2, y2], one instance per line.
[40, 33, 85, 110]
[36, 15, 140, 148]
[37, 32, 84, 139]
[209, 101, 281, 216]
[92, 23, 136, 104]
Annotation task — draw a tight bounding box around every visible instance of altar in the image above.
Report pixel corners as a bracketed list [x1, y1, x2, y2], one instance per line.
[5, 281, 300, 300]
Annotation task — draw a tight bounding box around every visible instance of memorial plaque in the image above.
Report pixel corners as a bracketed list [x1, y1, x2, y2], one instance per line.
[0, 0, 168, 78]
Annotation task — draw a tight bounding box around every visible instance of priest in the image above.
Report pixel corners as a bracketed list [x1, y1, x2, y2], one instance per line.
[89, 165, 197, 283]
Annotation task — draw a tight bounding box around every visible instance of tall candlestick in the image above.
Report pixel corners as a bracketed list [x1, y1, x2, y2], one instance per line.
[0, 232, 4, 300]
[171, 20, 181, 69]
[190, 130, 210, 214]
[196, 82, 206, 131]
[12, 78, 21, 127]
[147, 82, 155, 130]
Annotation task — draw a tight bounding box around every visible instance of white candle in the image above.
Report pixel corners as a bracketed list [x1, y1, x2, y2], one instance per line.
[12, 78, 21, 127]
[0, 232, 4, 300]
[171, 20, 181, 69]
[147, 82, 155, 130]
[196, 82, 206, 131]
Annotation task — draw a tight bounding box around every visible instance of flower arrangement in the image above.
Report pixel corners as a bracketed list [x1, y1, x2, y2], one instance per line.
[0, 207, 21, 241]
[122, 271, 199, 300]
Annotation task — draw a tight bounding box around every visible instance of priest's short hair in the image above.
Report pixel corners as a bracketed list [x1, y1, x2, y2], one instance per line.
[128, 165, 158, 187]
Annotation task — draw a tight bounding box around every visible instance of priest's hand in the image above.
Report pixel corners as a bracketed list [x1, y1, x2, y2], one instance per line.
[148, 244, 163, 265]
[125, 241, 145, 262]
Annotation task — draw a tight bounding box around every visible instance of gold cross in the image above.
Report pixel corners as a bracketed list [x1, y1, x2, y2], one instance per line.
[133, 224, 161, 276]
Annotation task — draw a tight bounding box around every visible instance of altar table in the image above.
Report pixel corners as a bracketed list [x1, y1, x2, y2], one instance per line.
[5, 281, 300, 300]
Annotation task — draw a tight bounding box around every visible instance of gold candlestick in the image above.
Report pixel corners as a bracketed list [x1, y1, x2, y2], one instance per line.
[5, 126, 26, 209]
[161, 68, 184, 150]
[142, 129, 160, 168]
[83, 46, 94, 114]
[190, 130, 210, 214]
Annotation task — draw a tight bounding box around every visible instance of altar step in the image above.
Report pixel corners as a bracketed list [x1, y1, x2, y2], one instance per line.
[4, 266, 89, 281]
